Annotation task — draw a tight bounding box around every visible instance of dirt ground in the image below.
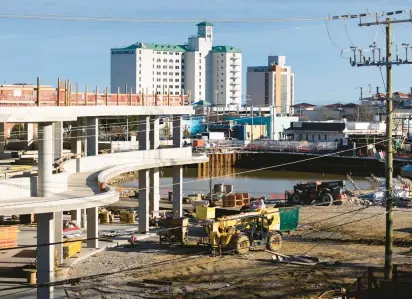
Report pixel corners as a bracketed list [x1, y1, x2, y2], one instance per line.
[64, 205, 412, 299]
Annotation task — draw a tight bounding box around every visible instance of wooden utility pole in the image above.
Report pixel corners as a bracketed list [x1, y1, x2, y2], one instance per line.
[355, 13, 412, 280]
[385, 19, 394, 280]
[57, 78, 60, 106]
[36, 77, 40, 106]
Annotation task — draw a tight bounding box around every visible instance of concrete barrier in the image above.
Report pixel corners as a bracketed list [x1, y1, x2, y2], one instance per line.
[63, 147, 193, 174]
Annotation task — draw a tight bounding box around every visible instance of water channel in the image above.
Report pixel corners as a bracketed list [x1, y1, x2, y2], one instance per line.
[123, 167, 371, 198]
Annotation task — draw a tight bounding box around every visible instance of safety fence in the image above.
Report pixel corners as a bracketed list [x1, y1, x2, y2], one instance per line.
[0, 88, 187, 107]
[203, 139, 338, 153]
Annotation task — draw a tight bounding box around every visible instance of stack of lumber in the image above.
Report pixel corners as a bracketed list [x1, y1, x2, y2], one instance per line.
[119, 211, 136, 224]
[11, 157, 38, 166]
[0, 226, 19, 249]
[223, 193, 250, 208]
[63, 238, 82, 259]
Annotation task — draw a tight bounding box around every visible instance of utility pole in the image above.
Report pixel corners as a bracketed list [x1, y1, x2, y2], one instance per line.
[353, 12, 412, 280]
[385, 20, 394, 281]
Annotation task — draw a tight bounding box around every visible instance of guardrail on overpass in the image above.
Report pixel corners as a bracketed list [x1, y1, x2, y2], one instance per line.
[0, 79, 188, 107]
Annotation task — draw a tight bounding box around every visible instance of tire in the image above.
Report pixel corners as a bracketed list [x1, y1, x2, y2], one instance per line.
[320, 193, 333, 206]
[290, 193, 301, 205]
[234, 233, 250, 255]
[267, 232, 283, 251]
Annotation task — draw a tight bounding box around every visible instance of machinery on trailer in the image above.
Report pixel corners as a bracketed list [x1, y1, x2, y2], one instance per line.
[199, 207, 299, 255]
[158, 217, 189, 246]
[285, 180, 346, 205]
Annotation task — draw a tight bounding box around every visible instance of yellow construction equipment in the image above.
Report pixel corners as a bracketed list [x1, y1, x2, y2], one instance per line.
[200, 207, 299, 255]
[6, 165, 32, 171]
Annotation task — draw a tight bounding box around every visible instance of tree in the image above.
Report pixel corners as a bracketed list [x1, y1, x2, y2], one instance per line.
[9, 124, 24, 140]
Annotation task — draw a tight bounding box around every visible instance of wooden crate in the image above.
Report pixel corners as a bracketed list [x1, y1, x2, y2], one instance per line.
[222, 193, 250, 208]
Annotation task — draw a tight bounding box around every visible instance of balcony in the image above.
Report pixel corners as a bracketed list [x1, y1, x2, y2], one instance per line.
[230, 69, 240, 73]
[230, 75, 239, 80]
[230, 81, 240, 85]
[230, 56, 239, 60]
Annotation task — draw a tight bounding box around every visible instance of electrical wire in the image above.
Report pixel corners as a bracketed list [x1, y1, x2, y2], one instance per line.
[344, 18, 356, 47]
[0, 138, 392, 210]
[325, 20, 342, 51]
[0, 13, 328, 24]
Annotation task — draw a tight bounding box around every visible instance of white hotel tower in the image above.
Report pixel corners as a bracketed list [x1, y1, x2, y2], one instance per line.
[110, 22, 242, 106]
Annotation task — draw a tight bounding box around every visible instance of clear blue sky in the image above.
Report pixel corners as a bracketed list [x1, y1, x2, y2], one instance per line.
[1, 0, 411, 104]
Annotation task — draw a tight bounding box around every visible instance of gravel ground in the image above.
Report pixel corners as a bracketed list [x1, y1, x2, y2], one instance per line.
[63, 206, 412, 298]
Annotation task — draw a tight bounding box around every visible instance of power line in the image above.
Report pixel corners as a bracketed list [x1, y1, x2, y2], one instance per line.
[0, 138, 391, 209]
[0, 13, 327, 23]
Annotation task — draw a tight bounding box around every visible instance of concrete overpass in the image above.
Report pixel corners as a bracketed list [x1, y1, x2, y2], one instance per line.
[0, 89, 208, 298]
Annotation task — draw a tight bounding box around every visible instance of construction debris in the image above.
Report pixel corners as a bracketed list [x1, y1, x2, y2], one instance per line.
[266, 250, 319, 266]
[142, 279, 173, 286]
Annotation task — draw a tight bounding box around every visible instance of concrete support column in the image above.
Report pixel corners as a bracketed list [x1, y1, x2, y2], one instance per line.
[139, 116, 150, 151]
[0, 122, 4, 156]
[71, 119, 82, 172]
[53, 121, 63, 161]
[37, 122, 53, 197]
[150, 116, 160, 150]
[81, 209, 87, 229]
[138, 169, 150, 233]
[149, 168, 160, 217]
[23, 123, 34, 150]
[70, 209, 81, 226]
[86, 207, 98, 248]
[86, 117, 98, 156]
[54, 211, 63, 265]
[173, 116, 183, 148]
[36, 212, 55, 299]
[173, 165, 183, 217]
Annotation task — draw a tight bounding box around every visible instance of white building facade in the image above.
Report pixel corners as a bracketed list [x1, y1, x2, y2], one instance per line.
[247, 56, 294, 114]
[110, 22, 242, 107]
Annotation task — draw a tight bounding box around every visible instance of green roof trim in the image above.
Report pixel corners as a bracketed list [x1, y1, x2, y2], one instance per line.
[212, 45, 242, 53]
[196, 21, 214, 27]
[111, 42, 188, 52]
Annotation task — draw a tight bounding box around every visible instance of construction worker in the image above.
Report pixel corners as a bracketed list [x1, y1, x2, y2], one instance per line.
[129, 233, 136, 248]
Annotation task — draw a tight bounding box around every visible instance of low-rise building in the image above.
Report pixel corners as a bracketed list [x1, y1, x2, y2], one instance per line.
[284, 120, 386, 145]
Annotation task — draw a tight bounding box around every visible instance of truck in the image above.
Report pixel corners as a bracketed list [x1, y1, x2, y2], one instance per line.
[285, 180, 346, 206]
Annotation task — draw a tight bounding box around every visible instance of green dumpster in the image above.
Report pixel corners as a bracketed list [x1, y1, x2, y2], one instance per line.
[279, 207, 299, 232]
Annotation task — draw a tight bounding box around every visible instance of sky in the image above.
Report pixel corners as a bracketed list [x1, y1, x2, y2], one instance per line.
[1, 0, 412, 105]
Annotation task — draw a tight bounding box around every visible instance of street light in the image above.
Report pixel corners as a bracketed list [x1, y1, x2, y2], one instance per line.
[244, 94, 253, 143]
